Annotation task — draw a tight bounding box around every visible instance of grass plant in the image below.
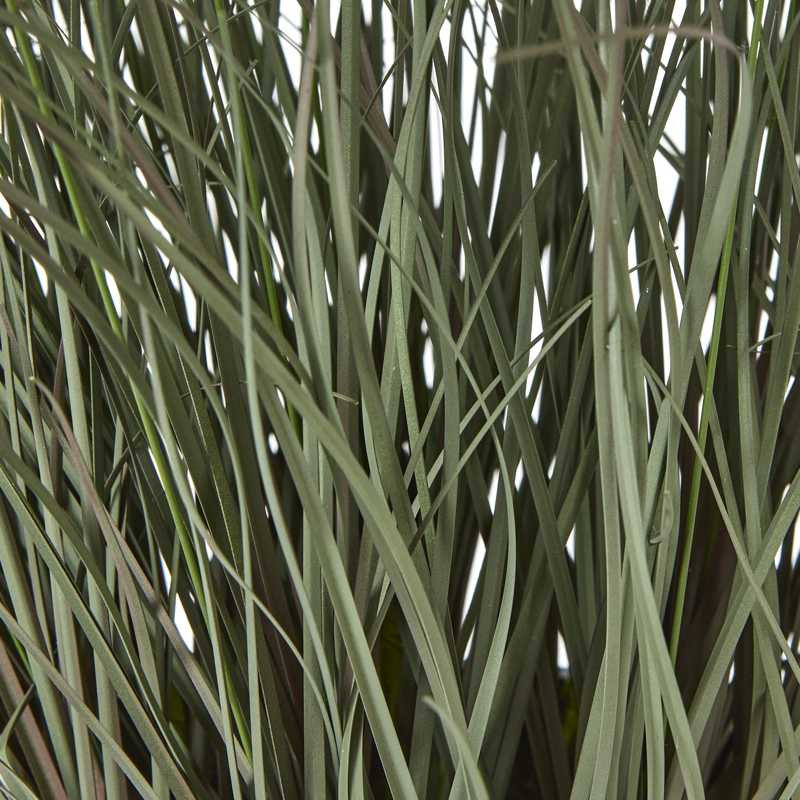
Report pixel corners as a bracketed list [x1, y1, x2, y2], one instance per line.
[1, 0, 800, 797]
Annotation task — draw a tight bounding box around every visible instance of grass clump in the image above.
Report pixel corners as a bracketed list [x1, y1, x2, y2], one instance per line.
[0, 1, 799, 798]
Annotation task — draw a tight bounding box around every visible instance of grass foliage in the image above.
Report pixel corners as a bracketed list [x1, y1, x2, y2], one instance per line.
[0, 0, 800, 797]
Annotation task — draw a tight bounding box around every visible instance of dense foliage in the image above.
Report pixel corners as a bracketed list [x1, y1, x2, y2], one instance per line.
[0, 0, 799, 797]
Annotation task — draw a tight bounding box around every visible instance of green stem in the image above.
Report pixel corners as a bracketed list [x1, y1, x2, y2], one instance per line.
[669, 0, 765, 663]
